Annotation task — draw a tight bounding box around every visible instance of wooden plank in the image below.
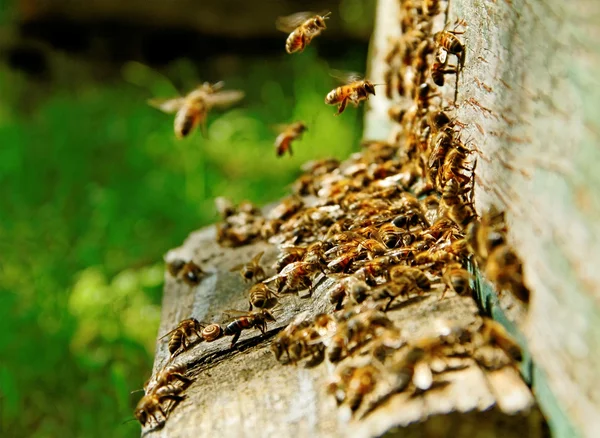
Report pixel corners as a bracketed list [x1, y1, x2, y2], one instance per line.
[446, 1, 600, 436]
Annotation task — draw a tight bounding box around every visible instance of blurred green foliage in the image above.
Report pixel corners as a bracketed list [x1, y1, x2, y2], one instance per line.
[0, 43, 364, 436]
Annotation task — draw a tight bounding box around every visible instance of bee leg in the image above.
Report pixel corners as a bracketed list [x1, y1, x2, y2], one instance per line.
[335, 99, 348, 116]
[248, 302, 253, 311]
[200, 121, 208, 139]
[289, 144, 293, 156]
[230, 331, 241, 348]
[385, 296, 396, 311]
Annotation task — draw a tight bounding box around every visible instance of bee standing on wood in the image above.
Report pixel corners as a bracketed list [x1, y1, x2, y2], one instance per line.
[276, 12, 331, 54]
[148, 82, 244, 139]
[325, 73, 378, 115]
[274, 122, 307, 157]
[222, 309, 277, 347]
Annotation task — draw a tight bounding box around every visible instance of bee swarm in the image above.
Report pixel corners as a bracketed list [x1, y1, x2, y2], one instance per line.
[140, 1, 546, 437]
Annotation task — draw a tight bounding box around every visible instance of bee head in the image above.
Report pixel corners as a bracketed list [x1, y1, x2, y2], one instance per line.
[364, 81, 376, 96]
[316, 12, 331, 28]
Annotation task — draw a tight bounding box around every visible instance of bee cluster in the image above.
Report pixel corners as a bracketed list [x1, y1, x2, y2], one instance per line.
[137, 2, 534, 431]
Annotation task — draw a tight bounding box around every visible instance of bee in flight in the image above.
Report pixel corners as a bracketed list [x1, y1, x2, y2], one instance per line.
[276, 11, 331, 54]
[274, 121, 307, 157]
[325, 73, 378, 115]
[148, 82, 244, 139]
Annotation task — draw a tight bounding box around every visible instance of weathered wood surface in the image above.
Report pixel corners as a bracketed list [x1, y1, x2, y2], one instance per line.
[147, 226, 541, 438]
[440, 1, 600, 437]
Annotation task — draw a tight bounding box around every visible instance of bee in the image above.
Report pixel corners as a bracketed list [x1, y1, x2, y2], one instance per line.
[479, 318, 522, 362]
[179, 261, 206, 286]
[160, 318, 204, 358]
[276, 11, 330, 54]
[274, 246, 307, 272]
[144, 363, 191, 395]
[215, 196, 236, 219]
[135, 384, 185, 428]
[430, 61, 457, 87]
[325, 73, 377, 115]
[248, 282, 278, 310]
[329, 364, 380, 411]
[230, 251, 266, 283]
[222, 309, 276, 347]
[485, 244, 530, 303]
[370, 280, 412, 310]
[267, 261, 316, 294]
[389, 266, 431, 291]
[433, 21, 466, 68]
[274, 121, 307, 157]
[148, 82, 244, 139]
[269, 195, 304, 221]
[465, 207, 507, 263]
[271, 313, 312, 363]
[328, 275, 370, 310]
[441, 263, 472, 298]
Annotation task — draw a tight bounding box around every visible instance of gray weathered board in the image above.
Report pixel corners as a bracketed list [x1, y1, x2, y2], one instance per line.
[365, 0, 600, 437]
[147, 227, 541, 438]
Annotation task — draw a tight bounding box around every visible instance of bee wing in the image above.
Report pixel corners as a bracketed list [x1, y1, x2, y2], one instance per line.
[251, 251, 265, 264]
[276, 11, 315, 32]
[229, 264, 244, 272]
[329, 69, 364, 85]
[204, 90, 245, 109]
[158, 326, 181, 340]
[148, 97, 185, 114]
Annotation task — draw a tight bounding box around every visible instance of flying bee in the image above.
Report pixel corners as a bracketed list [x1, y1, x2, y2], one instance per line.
[222, 309, 276, 347]
[441, 263, 472, 298]
[148, 82, 244, 139]
[276, 11, 331, 54]
[325, 72, 378, 115]
[135, 384, 185, 428]
[248, 282, 278, 310]
[160, 318, 205, 358]
[274, 121, 307, 157]
[230, 251, 266, 283]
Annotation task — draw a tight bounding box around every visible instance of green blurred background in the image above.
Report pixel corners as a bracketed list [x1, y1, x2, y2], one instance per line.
[0, 1, 373, 437]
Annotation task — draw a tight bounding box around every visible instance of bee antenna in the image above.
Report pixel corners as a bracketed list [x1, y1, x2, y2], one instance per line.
[321, 11, 332, 19]
[130, 388, 145, 395]
[121, 417, 139, 425]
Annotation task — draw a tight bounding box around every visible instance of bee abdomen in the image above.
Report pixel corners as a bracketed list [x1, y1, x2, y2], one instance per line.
[286, 32, 305, 54]
[325, 89, 341, 104]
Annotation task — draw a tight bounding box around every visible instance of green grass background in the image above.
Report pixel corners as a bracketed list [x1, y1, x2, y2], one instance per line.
[0, 13, 367, 437]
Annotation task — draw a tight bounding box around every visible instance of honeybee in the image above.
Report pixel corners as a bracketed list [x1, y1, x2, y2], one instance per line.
[268, 195, 304, 221]
[179, 261, 206, 286]
[485, 244, 530, 303]
[276, 11, 331, 54]
[325, 73, 378, 115]
[479, 318, 522, 362]
[247, 282, 278, 310]
[274, 246, 307, 272]
[144, 363, 191, 395]
[433, 21, 466, 67]
[230, 251, 266, 283]
[267, 261, 316, 294]
[222, 309, 276, 347]
[160, 318, 205, 358]
[274, 121, 307, 157]
[135, 384, 185, 428]
[370, 280, 412, 310]
[328, 275, 370, 309]
[389, 266, 431, 291]
[148, 82, 244, 139]
[215, 196, 236, 219]
[271, 313, 312, 363]
[430, 61, 457, 87]
[329, 364, 380, 412]
[441, 263, 472, 298]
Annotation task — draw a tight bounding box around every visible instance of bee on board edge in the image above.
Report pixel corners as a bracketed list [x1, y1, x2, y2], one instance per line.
[148, 82, 244, 139]
[222, 309, 277, 347]
[325, 73, 379, 115]
[274, 122, 308, 157]
[276, 11, 331, 54]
